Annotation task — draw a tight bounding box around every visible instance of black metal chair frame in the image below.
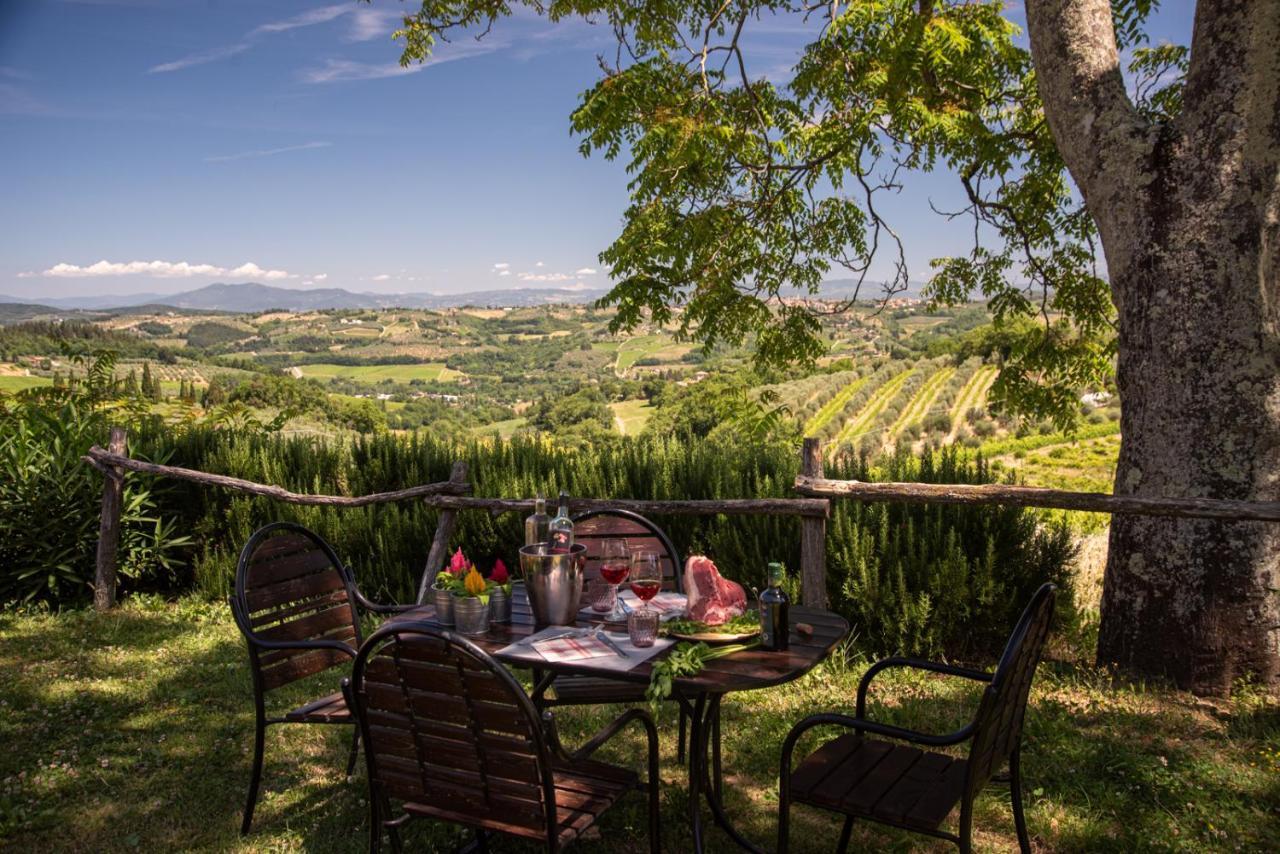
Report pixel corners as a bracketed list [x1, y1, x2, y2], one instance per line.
[778, 583, 1057, 854]
[343, 621, 662, 853]
[531, 508, 702, 763]
[229, 521, 413, 835]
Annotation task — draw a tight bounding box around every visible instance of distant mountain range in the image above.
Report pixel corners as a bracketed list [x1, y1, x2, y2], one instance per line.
[0, 279, 927, 315]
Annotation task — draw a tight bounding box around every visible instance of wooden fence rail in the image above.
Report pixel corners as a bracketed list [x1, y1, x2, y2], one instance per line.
[85, 433, 1280, 614]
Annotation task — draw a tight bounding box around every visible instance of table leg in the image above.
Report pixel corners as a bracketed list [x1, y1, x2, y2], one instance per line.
[689, 694, 765, 854]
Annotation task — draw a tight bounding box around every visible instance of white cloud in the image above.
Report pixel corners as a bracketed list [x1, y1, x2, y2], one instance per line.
[39, 258, 295, 280]
[313, 273, 328, 281]
[535, 261, 544, 267]
[371, 274, 392, 281]
[575, 267, 598, 275]
[249, 4, 351, 37]
[300, 58, 421, 84]
[492, 262, 510, 270]
[498, 270, 511, 277]
[348, 8, 399, 42]
[151, 4, 353, 75]
[518, 272, 573, 283]
[148, 42, 252, 74]
[301, 38, 502, 84]
[204, 141, 331, 163]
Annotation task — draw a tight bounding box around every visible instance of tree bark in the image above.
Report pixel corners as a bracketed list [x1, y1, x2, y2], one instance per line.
[1028, 0, 1280, 694]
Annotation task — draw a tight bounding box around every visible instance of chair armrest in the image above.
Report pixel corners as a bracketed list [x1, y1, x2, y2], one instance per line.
[780, 712, 975, 779]
[856, 656, 992, 717]
[351, 586, 416, 615]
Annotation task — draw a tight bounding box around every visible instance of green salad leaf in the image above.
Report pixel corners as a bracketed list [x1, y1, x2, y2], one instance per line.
[662, 612, 760, 637]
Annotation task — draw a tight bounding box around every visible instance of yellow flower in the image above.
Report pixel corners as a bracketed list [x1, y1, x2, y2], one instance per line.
[464, 567, 487, 597]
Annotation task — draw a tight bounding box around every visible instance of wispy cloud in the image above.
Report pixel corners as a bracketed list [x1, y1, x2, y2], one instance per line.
[149, 3, 364, 74]
[38, 259, 296, 280]
[348, 8, 400, 42]
[299, 58, 421, 84]
[149, 42, 252, 74]
[575, 267, 598, 275]
[249, 4, 350, 37]
[371, 273, 392, 281]
[302, 37, 502, 83]
[0, 66, 34, 81]
[493, 262, 510, 269]
[204, 140, 332, 163]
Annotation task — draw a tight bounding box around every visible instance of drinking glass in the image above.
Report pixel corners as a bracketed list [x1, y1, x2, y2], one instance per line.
[627, 607, 658, 648]
[629, 551, 661, 615]
[598, 538, 630, 621]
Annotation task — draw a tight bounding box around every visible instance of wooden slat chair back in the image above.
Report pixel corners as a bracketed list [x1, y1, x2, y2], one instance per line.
[345, 622, 660, 853]
[229, 522, 411, 835]
[232, 524, 362, 693]
[573, 509, 683, 593]
[964, 582, 1056, 799]
[778, 583, 1057, 854]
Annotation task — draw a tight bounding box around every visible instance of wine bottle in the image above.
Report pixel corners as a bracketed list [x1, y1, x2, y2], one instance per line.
[759, 562, 790, 651]
[548, 491, 574, 553]
[524, 494, 551, 546]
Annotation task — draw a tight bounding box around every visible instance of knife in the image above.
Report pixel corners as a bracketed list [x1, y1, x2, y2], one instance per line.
[595, 630, 629, 657]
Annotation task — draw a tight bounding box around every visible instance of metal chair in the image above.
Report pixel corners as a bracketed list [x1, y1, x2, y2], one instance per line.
[342, 621, 661, 853]
[228, 521, 412, 834]
[531, 509, 696, 761]
[778, 583, 1057, 853]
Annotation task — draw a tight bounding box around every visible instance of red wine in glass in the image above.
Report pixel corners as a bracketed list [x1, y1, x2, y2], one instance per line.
[630, 580, 661, 602]
[599, 562, 630, 585]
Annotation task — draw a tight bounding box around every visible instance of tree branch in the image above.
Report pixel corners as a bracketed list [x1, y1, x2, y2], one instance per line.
[1025, 0, 1154, 289]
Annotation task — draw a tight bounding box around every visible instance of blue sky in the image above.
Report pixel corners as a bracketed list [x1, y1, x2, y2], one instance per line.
[0, 0, 1195, 299]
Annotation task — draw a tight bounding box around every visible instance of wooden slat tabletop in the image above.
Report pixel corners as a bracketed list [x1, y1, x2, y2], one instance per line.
[391, 586, 849, 695]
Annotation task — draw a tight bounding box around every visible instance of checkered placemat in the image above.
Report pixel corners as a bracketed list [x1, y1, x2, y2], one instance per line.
[531, 632, 616, 663]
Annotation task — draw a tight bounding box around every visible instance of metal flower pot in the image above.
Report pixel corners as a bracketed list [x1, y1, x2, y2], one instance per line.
[452, 593, 491, 636]
[431, 584, 455, 626]
[519, 543, 587, 626]
[489, 585, 512, 623]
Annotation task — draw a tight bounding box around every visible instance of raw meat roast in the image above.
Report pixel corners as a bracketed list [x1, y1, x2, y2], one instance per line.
[684, 555, 747, 625]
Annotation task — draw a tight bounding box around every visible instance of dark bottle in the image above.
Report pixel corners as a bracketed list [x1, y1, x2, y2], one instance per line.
[759, 562, 790, 651]
[548, 491, 574, 553]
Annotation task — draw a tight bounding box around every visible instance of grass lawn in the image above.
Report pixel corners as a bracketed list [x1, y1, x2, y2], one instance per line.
[297, 363, 456, 384]
[611, 399, 653, 435]
[1, 599, 1276, 852]
[0, 375, 52, 392]
[472, 416, 529, 439]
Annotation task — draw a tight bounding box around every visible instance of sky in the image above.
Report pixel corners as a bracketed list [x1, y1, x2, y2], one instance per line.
[0, 0, 1196, 300]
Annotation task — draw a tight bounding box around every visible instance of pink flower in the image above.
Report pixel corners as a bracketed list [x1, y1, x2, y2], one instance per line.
[490, 559, 509, 584]
[448, 547, 468, 575]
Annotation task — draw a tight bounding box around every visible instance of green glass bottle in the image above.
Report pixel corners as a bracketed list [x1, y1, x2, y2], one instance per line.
[759, 562, 790, 651]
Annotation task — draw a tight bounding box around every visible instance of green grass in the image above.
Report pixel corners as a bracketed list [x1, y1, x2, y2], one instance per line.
[614, 336, 671, 373]
[888, 365, 954, 440]
[0, 375, 52, 392]
[831, 368, 916, 450]
[1, 598, 1276, 852]
[610, 399, 654, 435]
[472, 416, 528, 439]
[296, 363, 456, 384]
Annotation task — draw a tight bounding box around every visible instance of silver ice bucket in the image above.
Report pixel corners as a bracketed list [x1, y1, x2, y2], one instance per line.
[519, 543, 587, 626]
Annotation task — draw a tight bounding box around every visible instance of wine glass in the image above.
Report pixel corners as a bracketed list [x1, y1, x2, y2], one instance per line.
[629, 551, 661, 614]
[598, 538, 630, 621]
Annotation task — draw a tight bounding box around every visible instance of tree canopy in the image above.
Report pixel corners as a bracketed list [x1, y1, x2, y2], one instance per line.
[387, 0, 1183, 428]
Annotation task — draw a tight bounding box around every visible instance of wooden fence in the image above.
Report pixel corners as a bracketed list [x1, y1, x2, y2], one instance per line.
[84, 433, 1280, 613]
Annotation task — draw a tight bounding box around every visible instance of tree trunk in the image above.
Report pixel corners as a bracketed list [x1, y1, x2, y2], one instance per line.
[1027, 0, 1280, 694]
[1099, 202, 1280, 695]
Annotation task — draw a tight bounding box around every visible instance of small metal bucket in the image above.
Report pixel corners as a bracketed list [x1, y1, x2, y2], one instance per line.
[519, 543, 587, 626]
[489, 585, 512, 623]
[431, 584, 455, 626]
[452, 594, 491, 636]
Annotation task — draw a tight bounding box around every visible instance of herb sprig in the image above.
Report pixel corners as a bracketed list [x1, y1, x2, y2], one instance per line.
[646, 640, 760, 716]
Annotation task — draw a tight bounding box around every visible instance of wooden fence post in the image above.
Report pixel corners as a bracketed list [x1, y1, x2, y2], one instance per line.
[94, 426, 127, 612]
[417, 460, 470, 604]
[799, 437, 828, 609]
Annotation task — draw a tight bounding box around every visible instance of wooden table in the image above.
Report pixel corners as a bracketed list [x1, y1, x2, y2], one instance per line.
[396, 585, 850, 853]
